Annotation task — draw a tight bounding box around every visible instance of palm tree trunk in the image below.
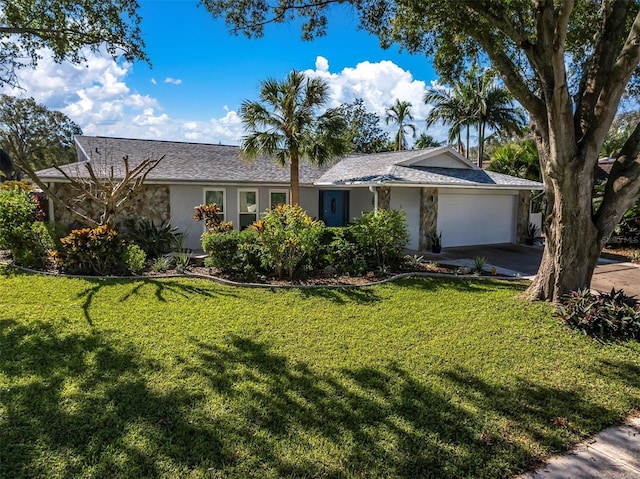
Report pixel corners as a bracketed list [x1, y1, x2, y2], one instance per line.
[477, 122, 485, 168]
[290, 151, 300, 206]
[465, 126, 470, 159]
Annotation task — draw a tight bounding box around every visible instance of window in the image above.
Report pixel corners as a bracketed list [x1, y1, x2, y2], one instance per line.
[204, 189, 225, 222]
[269, 190, 289, 208]
[238, 190, 258, 229]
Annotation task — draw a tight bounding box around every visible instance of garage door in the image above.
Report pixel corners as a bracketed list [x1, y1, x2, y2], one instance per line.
[438, 193, 516, 247]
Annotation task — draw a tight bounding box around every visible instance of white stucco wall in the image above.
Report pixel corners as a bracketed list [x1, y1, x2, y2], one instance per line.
[299, 187, 320, 219]
[349, 188, 375, 222]
[389, 187, 421, 250]
[169, 184, 207, 250]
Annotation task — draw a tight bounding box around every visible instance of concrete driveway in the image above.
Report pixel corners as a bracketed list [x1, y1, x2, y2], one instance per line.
[413, 243, 640, 297]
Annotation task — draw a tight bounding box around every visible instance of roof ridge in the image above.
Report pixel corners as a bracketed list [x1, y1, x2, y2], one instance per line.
[76, 135, 241, 149]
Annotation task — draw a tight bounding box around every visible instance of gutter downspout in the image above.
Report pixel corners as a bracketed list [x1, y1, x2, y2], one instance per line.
[369, 185, 379, 215]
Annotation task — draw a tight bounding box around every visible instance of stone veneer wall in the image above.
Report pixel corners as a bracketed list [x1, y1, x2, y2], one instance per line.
[419, 187, 438, 250]
[378, 186, 391, 209]
[516, 191, 532, 243]
[50, 183, 171, 229]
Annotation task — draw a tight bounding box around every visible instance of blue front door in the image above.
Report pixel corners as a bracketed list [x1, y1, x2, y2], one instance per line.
[321, 190, 348, 227]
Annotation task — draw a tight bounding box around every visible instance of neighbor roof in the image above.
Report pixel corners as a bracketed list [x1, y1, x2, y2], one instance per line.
[36, 136, 332, 185]
[315, 149, 545, 190]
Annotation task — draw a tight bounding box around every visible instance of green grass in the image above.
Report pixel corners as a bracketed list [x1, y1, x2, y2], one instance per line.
[0, 266, 639, 478]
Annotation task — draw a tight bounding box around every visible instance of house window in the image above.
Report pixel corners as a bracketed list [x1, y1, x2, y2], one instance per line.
[269, 190, 289, 208]
[204, 189, 225, 222]
[238, 190, 258, 229]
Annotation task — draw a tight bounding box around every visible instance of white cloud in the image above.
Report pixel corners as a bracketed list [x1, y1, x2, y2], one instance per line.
[305, 58, 431, 121]
[132, 108, 169, 126]
[315, 56, 329, 73]
[164, 77, 182, 85]
[150, 78, 157, 85]
[0, 48, 447, 147]
[302, 57, 451, 145]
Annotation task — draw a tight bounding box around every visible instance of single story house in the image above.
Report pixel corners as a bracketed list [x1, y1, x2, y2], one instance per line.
[36, 135, 543, 251]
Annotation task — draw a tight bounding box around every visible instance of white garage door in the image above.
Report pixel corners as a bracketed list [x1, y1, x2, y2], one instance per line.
[438, 193, 516, 247]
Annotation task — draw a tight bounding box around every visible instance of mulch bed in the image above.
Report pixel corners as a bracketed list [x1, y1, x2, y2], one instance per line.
[0, 251, 514, 286]
[601, 246, 640, 264]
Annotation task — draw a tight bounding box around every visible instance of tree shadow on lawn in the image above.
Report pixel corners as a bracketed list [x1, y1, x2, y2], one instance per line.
[0, 319, 236, 478]
[186, 335, 633, 478]
[2, 319, 636, 478]
[291, 277, 522, 305]
[396, 276, 529, 294]
[75, 277, 237, 325]
[295, 285, 383, 304]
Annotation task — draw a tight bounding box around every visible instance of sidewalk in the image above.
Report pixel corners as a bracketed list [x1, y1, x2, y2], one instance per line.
[517, 416, 640, 478]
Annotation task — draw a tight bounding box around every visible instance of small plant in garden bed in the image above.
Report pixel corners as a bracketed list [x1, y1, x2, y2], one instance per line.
[152, 255, 174, 273]
[473, 256, 488, 275]
[121, 218, 183, 259]
[557, 288, 640, 340]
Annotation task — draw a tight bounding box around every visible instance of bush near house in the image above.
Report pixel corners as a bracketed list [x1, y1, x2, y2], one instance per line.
[52, 225, 126, 276]
[352, 209, 410, 269]
[0, 187, 52, 268]
[202, 229, 261, 280]
[255, 204, 324, 279]
[321, 226, 368, 275]
[201, 206, 410, 280]
[53, 225, 149, 276]
[121, 218, 183, 260]
[194, 203, 233, 233]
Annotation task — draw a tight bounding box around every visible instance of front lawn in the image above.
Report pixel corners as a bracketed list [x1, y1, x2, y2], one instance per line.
[1, 267, 639, 478]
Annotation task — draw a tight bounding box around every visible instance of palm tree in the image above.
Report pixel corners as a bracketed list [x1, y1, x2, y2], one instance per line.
[469, 68, 526, 167]
[425, 67, 526, 167]
[424, 84, 470, 156]
[413, 133, 443, 149]
[239, 71, 347, 205]
[385, 99, 416, 151]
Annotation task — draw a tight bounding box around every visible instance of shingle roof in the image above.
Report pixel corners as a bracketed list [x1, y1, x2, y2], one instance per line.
[316, 151, 544, 189]
[36, 136, 333, 185]
[36, 136, 544, 190]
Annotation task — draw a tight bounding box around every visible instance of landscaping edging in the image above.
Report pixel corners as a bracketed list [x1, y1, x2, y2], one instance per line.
[1, 260, 527, 289]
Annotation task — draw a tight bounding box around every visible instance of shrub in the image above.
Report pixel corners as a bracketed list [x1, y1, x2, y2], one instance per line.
[123, 243, 146, 274]
[202, 229, 242, 272]
[121, 218, 183, 259]
[324, 226, 368, 275]
[557, 288, 640, 340]
[0, 187, 38, 251]
[256, 204, 324, 279]
[194, 203, 233, 232]
[0, 187, 52, 268]
[202, 229, 261, 278]
[351, 209, 409, 268]
[54, 225, 125, 275]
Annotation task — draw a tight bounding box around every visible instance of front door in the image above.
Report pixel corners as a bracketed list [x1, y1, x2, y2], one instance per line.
[320, 190, 349, 227]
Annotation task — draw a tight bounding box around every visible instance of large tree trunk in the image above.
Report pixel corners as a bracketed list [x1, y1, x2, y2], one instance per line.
[524, 158, 602, 301]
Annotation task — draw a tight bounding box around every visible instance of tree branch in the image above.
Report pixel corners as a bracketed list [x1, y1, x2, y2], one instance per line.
[575, 1, 635, 146]
[595, 120, 640, 238]
[17, 161, 100, 227]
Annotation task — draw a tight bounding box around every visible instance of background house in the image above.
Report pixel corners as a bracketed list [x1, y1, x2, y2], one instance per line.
[36, 136, 543, 251]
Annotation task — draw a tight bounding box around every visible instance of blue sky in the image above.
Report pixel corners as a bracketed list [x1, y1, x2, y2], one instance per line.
[1, 0, 443, 145]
